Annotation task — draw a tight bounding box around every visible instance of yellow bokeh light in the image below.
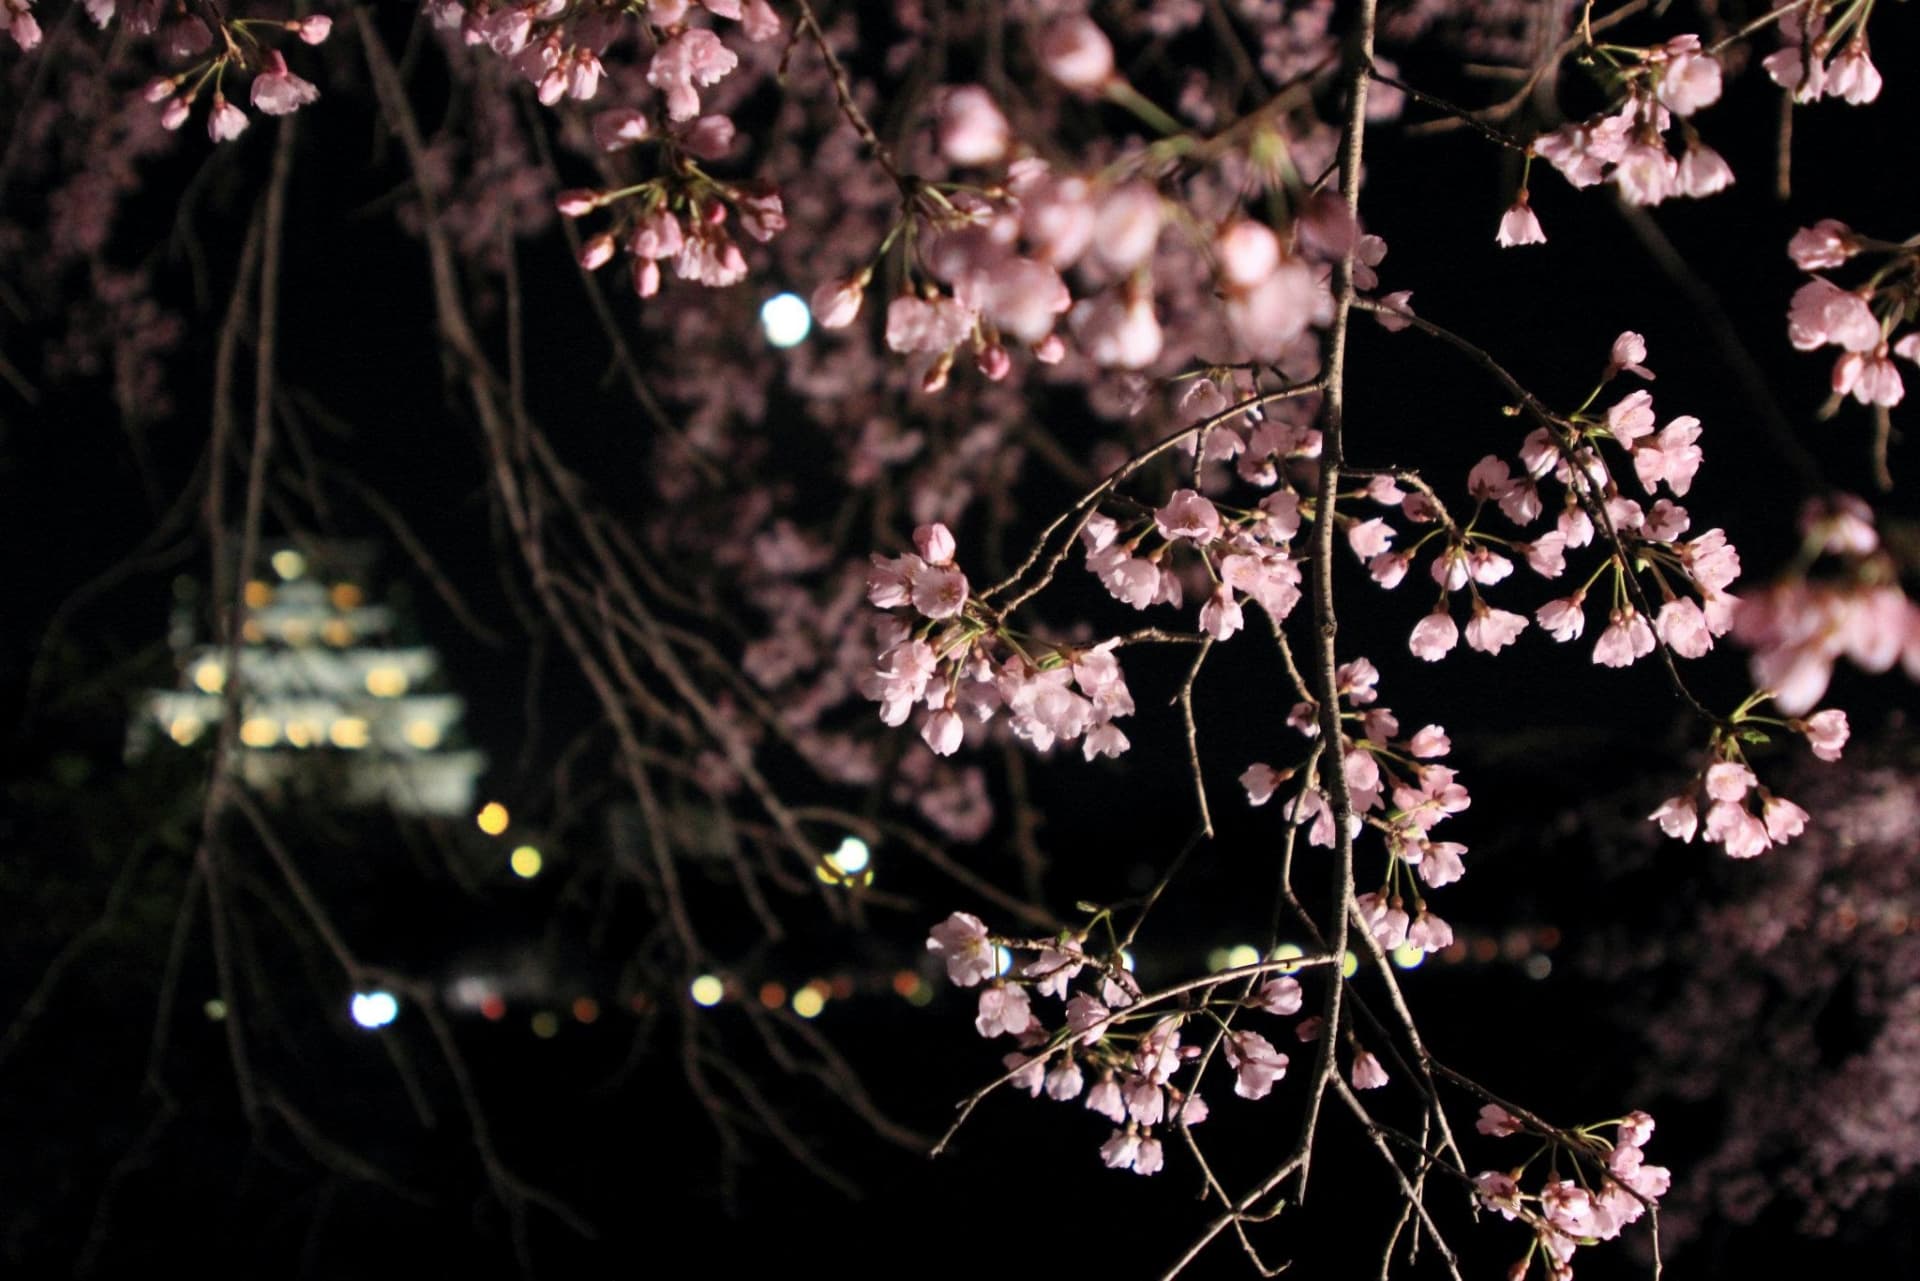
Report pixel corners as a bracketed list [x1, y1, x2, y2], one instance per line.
[509, 845, 543, 879]
[243, 580, 273, 608]
[270, 549, 306, 580]
[1341, 949, 1360, 979]
[239, 717, 280, 748]
[791, 986, 825, 1019]
[689, 974, 725, 1007]
[281, 619, 313, 647]
[1269, 942, 1306, 974]
[476, 802, 510, 836]
[168, 716, 205, 746]
[530, 1011, 559, 1039]
[365, 666, 408, 698]
[283, 721, 316, 748]
[329, 717, 370, 749]
[192, 662, 225, 694]
[329, 583, 364, 610]
[403, 720, 443, 749]
[1226, 944, 1261, 970]
[241, 620, 265, 643]
[1390, 942, 1427, 970]
[321, 619, 354, 647]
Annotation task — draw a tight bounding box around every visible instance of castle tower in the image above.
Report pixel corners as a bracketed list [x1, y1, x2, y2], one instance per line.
[132, 540, 485, 816]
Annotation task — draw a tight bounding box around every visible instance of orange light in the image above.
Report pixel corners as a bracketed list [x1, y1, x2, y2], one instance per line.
[758, 982, 787, 1009]
[243, 580, 273, 608]
[572, 996, 600, 1024]
[891, 971, 921, 998]
[480, 994, 506, 1022]
[330, 583, 364, 610]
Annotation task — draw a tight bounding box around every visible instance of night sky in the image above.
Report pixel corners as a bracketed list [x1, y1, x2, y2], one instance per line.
[4, 4, 1920, 1279]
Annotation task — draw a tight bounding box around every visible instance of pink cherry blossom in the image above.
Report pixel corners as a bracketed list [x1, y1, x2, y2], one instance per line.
[1761, 794, 1809, 842]
[1654, 35, 1722, 116]
[1199, 584, 1244, 640]
[1678, 144, 1734, 197]
[1789, 219, 1855, 270]
[1655, 598, 1713, 657]
[1225, 1030, 1290, 1099]
[1649, 793, 1699, 842]
[911, 563, 969, 619]
[975, 983, 1032, 1037]
[922, 707, 964, 755]
[1609, 331, 1654, 380]
[1044, 1058, 1084, 1101]
[1788, 279, 1881, 353]
[1086, 1076, 1126, 1123]
[1495, 198, 1546, 248]
[1154, 489, 1222, 544]
[1066, 995, 1110, 1048]
[250, 50, 320, 116]
[1252, 976, 1303, 1016]
[1592, 609, 1655, 667]
[647, 28, 739, 121]
[1831, 348, 1904, 406]
[1800, 708, 1849, 761]
[1465, 605, 1528, 655]
[1350, 1049, 1389, 1090]
[1474, 1171, 1522, 1219]
[207, 92, 249, 142]
[927, 911, 994, 986]
[1825, 39, 1883, 104]
[1408, 610, 1458, 661]
[1477, 1102, 1522, 1136]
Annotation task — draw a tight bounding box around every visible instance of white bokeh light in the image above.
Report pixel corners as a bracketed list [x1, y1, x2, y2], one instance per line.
[826, 835, 870, 875]
[350, 990, 399, 1029]
[760, 292, 812, 347]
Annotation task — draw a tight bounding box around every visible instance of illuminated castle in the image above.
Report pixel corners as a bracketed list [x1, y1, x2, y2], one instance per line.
[132, 540, 485, 816]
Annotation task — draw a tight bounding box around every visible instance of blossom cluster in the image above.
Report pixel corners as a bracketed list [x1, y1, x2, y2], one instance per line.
[1783, 219, 1920, 409]
[1762, 3, 1884, 105]
[1505, 32, 1729, 243]
[133, 11, 332, 141]
[1473, 1103, 1670, 1281]
[1732, 495, 1920, 715]
[927, 910, 1350, 1178]
[1243, 659, 1467, 950]
[1341, 332, 1738, 671]
[862, 523, 1135, 761]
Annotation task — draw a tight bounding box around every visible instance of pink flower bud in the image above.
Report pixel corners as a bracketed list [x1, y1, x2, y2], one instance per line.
[936, 85, 1009, 167]
[144, 77, 177, 105]
[591, 108, 652, 151]
[632, 258, 661, 298]
[295, 15, 333, 44]
[579, 232, 617, 271]
[207, 92, 249, 142]
[1214, 220, 1279, 290]
[555, 188, 600, 218]
[975, 342, 1010, 381]
[1038, 17, 1114, 93]
[160, 96, 192, 131]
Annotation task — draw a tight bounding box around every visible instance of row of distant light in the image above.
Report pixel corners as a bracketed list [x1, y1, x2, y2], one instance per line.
[1206, 931, 1560, 978]
[192, 657, 410, 700]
